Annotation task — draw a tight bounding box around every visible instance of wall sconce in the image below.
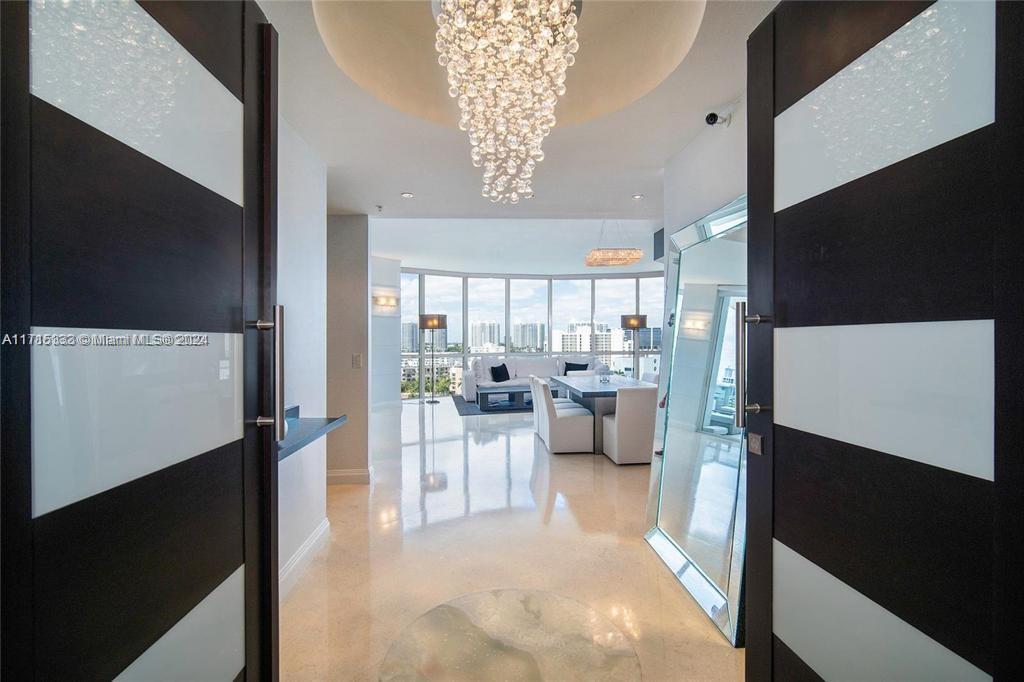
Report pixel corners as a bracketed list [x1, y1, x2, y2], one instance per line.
[681, 318, 708, 331]
[372, 295, 398, 308]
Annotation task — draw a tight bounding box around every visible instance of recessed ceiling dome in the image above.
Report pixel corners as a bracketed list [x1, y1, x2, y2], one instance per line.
[312, 0, 707, 128]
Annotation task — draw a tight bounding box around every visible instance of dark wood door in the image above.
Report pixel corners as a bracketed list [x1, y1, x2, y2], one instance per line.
[1, 1, 279, 678]
[745, 2, 1022, 680]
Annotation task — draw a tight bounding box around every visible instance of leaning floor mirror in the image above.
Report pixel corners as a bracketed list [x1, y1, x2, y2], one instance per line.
[645, 196, 747, 645]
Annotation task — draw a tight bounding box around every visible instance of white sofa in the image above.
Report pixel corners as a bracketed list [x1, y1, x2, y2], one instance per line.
[462, 355, 609, 402]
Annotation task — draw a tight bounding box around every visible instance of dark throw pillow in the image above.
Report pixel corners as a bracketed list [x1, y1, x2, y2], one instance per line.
[564, 361, 589, 375]
[489, 363, 510, 382]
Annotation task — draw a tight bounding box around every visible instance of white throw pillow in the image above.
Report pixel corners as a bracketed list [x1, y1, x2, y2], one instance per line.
[515, 356, 557, 378]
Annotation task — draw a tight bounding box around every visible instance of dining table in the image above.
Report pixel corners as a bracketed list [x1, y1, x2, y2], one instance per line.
[548, 374, 657, 455]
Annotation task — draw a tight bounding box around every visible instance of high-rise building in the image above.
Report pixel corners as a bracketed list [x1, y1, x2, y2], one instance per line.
[420, 328, 447, 352]
[636, 327, 662, 350]
[401, 322, 419, 352]
[554, 325, 592, 353]
[469, 321, 502, 350]
[511, 321, 545, 351]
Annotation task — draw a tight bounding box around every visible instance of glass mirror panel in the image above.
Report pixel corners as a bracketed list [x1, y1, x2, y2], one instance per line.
[646, 197, 747, 645]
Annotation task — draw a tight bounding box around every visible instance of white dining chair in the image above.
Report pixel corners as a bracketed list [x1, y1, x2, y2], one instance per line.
[641, 371, 659, 385]
[533, 378, 594, 453]
[528, 376, 575, 433]
[601, 385, 657, 464]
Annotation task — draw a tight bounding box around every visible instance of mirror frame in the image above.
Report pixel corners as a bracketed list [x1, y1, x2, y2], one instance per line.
[645, 195, 748, 646]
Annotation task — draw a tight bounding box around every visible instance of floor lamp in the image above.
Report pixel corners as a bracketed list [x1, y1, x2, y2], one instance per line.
[621, 314, 648, 379]
[419, 313, 447, 404]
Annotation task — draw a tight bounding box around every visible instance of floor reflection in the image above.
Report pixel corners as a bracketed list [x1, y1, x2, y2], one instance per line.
[379, 589, 641, 681]
[657, 425, 742, 591]
[279, 398, 744, 681]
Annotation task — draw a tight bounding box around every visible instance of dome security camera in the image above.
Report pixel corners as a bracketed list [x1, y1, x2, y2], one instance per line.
[706, 112, 730, 126]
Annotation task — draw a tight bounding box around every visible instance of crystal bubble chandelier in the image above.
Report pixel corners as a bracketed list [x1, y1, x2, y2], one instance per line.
[434, 0, 580, 204]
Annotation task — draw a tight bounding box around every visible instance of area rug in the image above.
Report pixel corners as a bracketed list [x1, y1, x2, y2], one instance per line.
[451, 394, 533, 417]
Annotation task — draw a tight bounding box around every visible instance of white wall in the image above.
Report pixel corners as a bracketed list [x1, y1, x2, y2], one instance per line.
[370, 257, 402, 410]
[370, 218, 661, 275]
[663, 97, 747, 242]
[655, 96, 747, 446]
[276, 117, 329, 598]
[327, 215, 371, 484]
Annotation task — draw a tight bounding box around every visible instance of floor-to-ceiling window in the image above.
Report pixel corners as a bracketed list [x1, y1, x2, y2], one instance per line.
[639, 275, 665, 379]
[467, 277, 506, 354]
[401, 270, 664, 398]
[423, 275, 463, 396]
[551, 279, 592, 355]
[400, 272, 420, 399]
[593, 278, 638, 375]
[509, 279, 548, 352]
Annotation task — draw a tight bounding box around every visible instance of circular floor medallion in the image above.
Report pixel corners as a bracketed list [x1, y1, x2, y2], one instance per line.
[379, 589, 642, 681]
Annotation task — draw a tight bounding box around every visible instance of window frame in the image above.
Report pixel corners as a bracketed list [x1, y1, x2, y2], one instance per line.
[401, 268, 665, 399]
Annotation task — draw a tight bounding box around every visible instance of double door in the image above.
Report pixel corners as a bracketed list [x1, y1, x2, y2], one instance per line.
[745, 2, 1021, 679]
[2, 1, 280, 678]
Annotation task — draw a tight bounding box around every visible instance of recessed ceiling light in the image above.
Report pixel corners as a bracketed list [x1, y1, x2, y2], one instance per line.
[400, 192, 415, 199]
[631, 193, 645, 201]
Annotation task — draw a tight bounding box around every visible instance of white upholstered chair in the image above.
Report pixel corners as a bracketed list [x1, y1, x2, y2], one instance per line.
[528, 376, 573, 431]
[532, 377, 594, 453]
[641, 371, 659, 385]
[602, 386, 658, 464]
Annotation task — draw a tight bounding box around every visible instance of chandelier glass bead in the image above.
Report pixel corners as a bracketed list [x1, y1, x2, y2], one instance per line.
[435, 0, 579, 203]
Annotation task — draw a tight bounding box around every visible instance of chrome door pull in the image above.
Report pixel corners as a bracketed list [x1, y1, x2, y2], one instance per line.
[735, 302, 772, 428]
[736, 302, 747, 428]
[249, 304, 286, 441]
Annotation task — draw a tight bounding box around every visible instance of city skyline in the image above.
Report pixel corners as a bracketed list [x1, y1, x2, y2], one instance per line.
[400, 272, 664, 355]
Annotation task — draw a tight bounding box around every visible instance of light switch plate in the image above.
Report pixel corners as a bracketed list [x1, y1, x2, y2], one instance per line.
[352, 353, 363, 369]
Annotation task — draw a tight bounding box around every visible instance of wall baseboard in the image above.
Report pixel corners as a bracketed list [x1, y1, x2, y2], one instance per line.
[279, 517, 330, 600]
[327, 466, 373, 485]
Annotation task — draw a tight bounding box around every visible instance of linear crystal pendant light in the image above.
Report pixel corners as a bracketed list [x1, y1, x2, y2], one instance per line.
[585, 248, 645, 267]
[586, 219, 644, 266]
[434, 0, 580, 204]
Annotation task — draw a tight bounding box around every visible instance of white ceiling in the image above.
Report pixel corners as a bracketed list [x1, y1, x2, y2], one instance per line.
[370, 217, 662, 275]
[261, 0, 774, 220]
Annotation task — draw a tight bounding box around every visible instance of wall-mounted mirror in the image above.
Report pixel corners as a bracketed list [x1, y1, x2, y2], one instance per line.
[645, 196, 747, 645]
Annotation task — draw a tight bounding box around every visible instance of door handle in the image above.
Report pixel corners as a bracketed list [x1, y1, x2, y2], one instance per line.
[735, 302, 747, 429]
[735, 301, 772, 429]
[251, 304, 287, 441]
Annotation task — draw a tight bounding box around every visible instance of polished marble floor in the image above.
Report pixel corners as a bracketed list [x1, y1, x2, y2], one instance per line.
[279, 398, 744, 681]
[379, 589, 641, 681]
